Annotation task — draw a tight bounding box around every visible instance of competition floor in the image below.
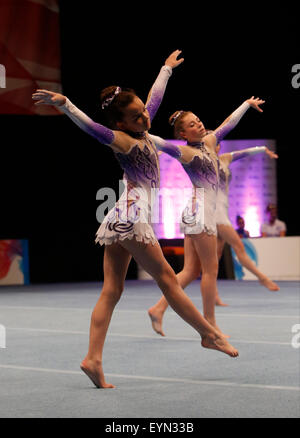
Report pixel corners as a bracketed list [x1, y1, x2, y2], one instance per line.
[0, 280, 299, 418]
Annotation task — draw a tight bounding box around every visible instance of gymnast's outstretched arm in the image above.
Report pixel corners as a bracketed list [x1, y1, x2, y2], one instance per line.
[220, 146, 278, 166]
[205, 96, 265, 147]
[31, 89, 135, 152]
[32, 51, 183, 154]
[146, 50, 184, 121]
[148, 134, 190, 162]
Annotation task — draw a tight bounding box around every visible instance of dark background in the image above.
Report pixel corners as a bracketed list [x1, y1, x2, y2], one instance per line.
[0, 2, 299, 283]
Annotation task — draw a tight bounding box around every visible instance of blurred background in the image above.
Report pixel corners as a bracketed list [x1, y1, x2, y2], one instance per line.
[0, 1, 299, 283]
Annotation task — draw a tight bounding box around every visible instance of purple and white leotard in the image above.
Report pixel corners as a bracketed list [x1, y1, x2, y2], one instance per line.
[180, 143, 219, 235]
[216, 146, 267, 226]
[216, 156, 232, 226]
[59, 65, 172, 245]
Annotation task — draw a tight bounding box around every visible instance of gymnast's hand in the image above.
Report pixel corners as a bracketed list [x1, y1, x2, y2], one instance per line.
[32, 89, 67, 107]
[164, 49, 184, 69]
[265, 148, 278, 159]
[246, 96, 265, 112]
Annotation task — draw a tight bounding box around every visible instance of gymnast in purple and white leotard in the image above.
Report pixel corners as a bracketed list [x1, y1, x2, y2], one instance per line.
[32, 51, 240, 388]
[148, 98, 266, 335]
[215, 145, 280, 293]
[60, 66, 173, 248]
[217, 147, 268, 227]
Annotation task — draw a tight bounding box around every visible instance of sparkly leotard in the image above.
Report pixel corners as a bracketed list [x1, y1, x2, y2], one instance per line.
[216, 156, 232, 226]
[216, 147, 267, 226]
[180, 142, 219, 235]
[96, 134, 161, 245]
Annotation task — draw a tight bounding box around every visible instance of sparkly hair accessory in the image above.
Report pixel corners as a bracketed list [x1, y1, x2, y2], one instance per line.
[101, 86, 122, 109]
[170, 110, 184, 126]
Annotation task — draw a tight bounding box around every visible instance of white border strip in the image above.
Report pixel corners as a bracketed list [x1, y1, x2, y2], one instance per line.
[0, 364, 298, 392]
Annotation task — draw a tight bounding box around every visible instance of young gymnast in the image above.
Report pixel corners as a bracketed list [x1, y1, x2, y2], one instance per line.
[215, 144, 280, 305]
[147, 98, 265, 336]
[195, 133, 280, 305]
[32, 51, 239, 388]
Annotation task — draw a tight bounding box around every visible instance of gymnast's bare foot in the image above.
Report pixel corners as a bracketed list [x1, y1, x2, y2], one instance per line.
[215, 296, 229, 307]
[259, 277, 280, 291]
[201, 334, 239, 358]
[80, 358, 115, 389]
[205, 317, 230, 339]
[148, 308, 166, 336]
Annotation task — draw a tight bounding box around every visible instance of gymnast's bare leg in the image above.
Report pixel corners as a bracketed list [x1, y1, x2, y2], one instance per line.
[80, 243, 132, 388]
[215, 236, 229, 306]
[81, 238, 238, 388]
[188, 232, 229, 336]
[217, 224, 280, 291]
[121, 238, 235, 349]
[148, 234, 229, 336]
[148, 235, 201, 336]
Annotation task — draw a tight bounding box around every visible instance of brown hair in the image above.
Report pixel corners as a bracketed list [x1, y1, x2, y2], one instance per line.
[100, 86, 136, 129]
[168, 111, 191, 140]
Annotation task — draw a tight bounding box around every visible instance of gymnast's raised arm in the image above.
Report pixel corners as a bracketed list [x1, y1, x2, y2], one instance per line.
[32, 51, 184, 154]
[204, 97, 265, 149]
[146, 50, 184, 121]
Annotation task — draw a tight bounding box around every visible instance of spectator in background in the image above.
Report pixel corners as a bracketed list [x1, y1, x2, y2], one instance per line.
[261, 203, 287, 237]
[236, 215, 250, 238]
